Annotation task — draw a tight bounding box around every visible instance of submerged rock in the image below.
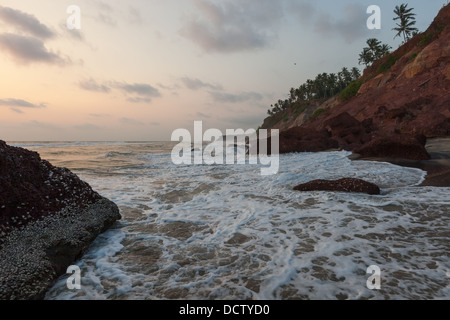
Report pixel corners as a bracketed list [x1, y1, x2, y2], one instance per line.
[294, 178, 381, 195]
[0, 140, 121, 299]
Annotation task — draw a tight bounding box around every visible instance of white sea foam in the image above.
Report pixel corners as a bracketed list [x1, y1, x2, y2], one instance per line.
[38, 143, 449, 300]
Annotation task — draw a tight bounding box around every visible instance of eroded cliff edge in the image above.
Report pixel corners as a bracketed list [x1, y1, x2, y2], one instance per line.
[261, 4, 450, 160]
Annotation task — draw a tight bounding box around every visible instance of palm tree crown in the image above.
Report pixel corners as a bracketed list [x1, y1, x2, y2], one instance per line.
[393, 4, 419, 43]
[358, 39, 391, 67]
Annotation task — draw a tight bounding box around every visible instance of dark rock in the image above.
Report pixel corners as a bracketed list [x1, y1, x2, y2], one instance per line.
[277, 127, 339, 154]
[0, 140, 121, 300]
[0, 199, 120, 300]
[294, 178, 381, 195]
[355, 133, 430, 160]
[361, 118, 375, 132]
[385, 107, 416, 121]
[324, 112, 373, 150]
[415, 134, 427, 146]
[0, 140, 102, 235]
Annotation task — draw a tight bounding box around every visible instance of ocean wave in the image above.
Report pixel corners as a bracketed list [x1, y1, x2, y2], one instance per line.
[43, 144, 449, 300]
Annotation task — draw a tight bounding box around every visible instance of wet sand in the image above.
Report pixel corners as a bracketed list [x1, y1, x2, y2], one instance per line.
[353, 137, 450, 187]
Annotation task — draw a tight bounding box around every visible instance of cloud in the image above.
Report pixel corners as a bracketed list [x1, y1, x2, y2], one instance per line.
[196, 112, 211, 119]
[113, 82, 161, 97]
[78, 78, 161, 103]
[158, 83, 181, 91]
[119, 118, 159, 127]
[127, 6, 143, 25]
[90, 2, 143, 28]
[209, 91, 263, 103]
[10, 108, 24, 114]
[315, 4, 369, 42]
[0, 98, 46, 109]
[79, 78, 111, 93]
[113, 82, 162, 103]
[0, 33, 64, 65]
[98, 13, 117, 27]
[181, 77, 222, 91]
[0, 7, 72, 65]
[119, 117, 145, 126]
[180, 0, 283, 53]
[95, 1, 117, 26]
[74, 123, 101, 130]
[89, 113, 111, 118]
[64, 26, 85, 42]
[291, 2, 370, 43]
[126, 97, 153, 104]
[0, 5, 55, 39]
[287, 0, 317, 22]
[26, 120, 60, 129]
[224, 113, 263, 127]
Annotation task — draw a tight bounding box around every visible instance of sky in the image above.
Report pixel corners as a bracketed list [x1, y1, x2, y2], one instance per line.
[0, 0, 447, 141]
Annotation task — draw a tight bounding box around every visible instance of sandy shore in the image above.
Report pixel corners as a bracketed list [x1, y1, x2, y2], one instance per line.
[354, 137, 450, 187]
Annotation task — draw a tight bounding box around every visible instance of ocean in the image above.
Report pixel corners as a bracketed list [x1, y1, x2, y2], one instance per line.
[10, 141, 449, 300]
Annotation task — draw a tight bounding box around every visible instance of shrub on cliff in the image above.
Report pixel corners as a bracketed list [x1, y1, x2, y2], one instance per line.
[377, 54, 399, 74]
[340, 80, 363, 101]
[311, 108, 325, 119]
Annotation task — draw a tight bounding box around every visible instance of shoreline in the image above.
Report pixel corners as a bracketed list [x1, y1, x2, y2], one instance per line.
[351, 137, 450, 188]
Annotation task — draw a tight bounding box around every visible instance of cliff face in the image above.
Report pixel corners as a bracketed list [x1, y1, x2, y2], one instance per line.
[262, 4, 450, 159]
[0, 141, 121, 299]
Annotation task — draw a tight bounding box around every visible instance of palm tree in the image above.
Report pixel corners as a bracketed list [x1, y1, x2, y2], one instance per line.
[359, 47, 374, 67]
[289, 87, 296, 103]
[337, 71, 345, 91]
[393, 4, 419, 43]
[340, 67, 353, 84]
[314, 73, 328, 98]
[306, 79, 314, 100]
[273, 102, 280, 113]
[351, 67, 361, 80]
[327, 73, 338, 96]
[378, 44, 392, 59]
[367, 38, 388, 59]
[359, 39, 391, 66]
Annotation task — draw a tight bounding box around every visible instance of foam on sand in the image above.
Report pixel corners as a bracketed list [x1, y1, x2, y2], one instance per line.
[39, 145, 448, 300]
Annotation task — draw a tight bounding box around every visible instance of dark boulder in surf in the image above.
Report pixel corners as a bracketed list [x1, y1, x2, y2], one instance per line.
[294, 178, 381, 195]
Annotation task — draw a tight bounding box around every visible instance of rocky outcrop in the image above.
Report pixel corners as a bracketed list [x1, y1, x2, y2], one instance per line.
[354, 133, 430, 160]
[293, 178, 381, 195]
[0, 141, 121, 299]
[324, 112, 373, 151]
[277, 127, 339, 153]
[260, 4, 450, 160]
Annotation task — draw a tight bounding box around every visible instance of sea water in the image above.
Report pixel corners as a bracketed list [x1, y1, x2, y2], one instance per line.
[10, 141, 450, 300]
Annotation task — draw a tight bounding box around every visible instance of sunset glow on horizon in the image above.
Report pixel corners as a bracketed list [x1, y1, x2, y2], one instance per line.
[0, 0, 446, 141]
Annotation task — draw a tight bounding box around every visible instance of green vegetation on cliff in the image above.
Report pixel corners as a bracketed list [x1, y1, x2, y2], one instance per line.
[266, 66, 361, 118]
[340, 80, 363, 101]
[260, 3, 444, 131]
